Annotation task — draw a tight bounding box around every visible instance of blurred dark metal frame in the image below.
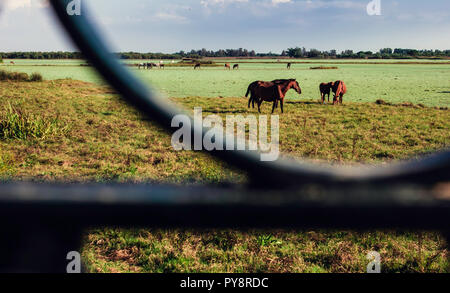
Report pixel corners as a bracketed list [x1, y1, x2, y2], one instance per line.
[0, 0, 448, 272]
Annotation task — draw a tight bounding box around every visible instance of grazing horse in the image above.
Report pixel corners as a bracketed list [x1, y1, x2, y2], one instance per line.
[233, 64, 239, 70]
[249, 79, 302, 113]
[159, 64, 165, 69]
[150, 63, 159, 69]
[332, 80, 347, 105]
[194, 63, 201, 70]
[138, 63, 146, 69]
[287, 63, 291, 70]
[10, 61, 15, 65]
[246, 79, 291, 109]
[225, 63, 231, 70]
[319, 82, 333, 104]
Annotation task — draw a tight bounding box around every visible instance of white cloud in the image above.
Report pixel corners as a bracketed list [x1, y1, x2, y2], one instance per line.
[272, 0, 291, 4]
[154, 12, 189, 24]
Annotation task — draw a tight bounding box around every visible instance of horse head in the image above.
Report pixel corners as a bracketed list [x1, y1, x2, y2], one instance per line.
[291, 79, 302, 95]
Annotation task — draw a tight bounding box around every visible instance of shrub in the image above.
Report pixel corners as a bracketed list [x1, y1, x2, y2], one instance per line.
[0, 70, 44, 82]
[0, 103, 68, 140]
[29, 72, 43, 82]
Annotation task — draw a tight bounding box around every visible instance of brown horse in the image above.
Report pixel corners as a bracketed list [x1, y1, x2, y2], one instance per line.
[319, 82, 333, 103]
[246, 79, 290, 109]
[332, 80, 347, 104]
[10, 61, 15, 65]
[245, 79, 291, 109]
[194, 63, 201, 70]
[287, 63, 291, 70]
[233, 64, 239, 70]
[145, 62, 158, 69]
[251, 79, 302, 113]
[225, 63, 231, 70]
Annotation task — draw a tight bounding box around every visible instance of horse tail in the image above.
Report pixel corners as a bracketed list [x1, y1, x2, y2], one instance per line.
[245, 85, 252, 97]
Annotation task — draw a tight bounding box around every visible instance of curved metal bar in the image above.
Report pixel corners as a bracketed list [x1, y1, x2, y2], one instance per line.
[49, 0, 450, 187]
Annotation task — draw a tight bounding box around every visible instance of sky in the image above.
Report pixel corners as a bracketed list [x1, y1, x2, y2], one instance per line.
[0, 0, 449, 53]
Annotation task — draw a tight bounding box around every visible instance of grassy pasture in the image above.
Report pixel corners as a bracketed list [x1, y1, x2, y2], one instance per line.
[0, 79, 448, 272]
[1, 59, 450, 106]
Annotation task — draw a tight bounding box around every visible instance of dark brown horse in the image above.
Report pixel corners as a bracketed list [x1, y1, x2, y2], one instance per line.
[233, 64, 239, 70]
[287, 63, 291, 70]
[225, 63, 231, 70]
[145, 62, 158, 69]
[332, 80, 347, 105]
[246, 79, 292, 109]
[319, 82, 333, 103]
[194, 63, 201, 70]
[248, 79, 302, 113]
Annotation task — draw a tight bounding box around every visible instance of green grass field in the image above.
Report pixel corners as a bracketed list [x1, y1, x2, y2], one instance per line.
[0, 79, 448, 272]
[2, 59, 450, 106]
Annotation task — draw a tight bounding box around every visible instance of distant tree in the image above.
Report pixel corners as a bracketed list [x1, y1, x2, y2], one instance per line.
[380, 48, 393, 55]
[286, 47, 303, 58]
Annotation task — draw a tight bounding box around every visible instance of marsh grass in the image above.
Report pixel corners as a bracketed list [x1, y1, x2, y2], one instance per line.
[0, 79, 448, 273]
[0, 102, 68, 140]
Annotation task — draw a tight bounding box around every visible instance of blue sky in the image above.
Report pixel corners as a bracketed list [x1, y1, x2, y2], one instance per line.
[0, 0, 449, 53]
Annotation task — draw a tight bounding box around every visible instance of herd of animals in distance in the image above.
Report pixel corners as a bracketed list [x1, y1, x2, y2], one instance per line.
[136, 61, 347, 114]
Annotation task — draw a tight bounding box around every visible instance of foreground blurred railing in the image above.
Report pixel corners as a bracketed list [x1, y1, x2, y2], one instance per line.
[0, 0, 448, 272]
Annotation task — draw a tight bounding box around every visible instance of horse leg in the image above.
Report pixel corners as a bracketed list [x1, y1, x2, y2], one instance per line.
[248, 96, 255, 109]
[340, 94, 343, 105]
[258, 101, 262, 114]
[272, 101, 277, 114]
[280, 99, 284, 113]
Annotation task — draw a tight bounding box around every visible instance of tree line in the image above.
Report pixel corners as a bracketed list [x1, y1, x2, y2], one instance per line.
[284, 47, 450, 59]
[1, 48, 449, 60]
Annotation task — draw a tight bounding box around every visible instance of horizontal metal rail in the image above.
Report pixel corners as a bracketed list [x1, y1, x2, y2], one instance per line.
[0, 182, 449, 229]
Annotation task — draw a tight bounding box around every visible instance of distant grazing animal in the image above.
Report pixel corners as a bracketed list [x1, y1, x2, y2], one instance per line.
[287, 63, 291, 70]
[10, 61, 15, 65]
[138, 63, 145, 69]
[159, 64, 165, 69]
[144, 63, 158, 69]
[247, 79, 301, 113]
[332, 80, 347, 105]
[225, 63, 231, 70]
[233, 64, 239, 70]
[319, 82, 333, 104]
[194, 63, 201, 70]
